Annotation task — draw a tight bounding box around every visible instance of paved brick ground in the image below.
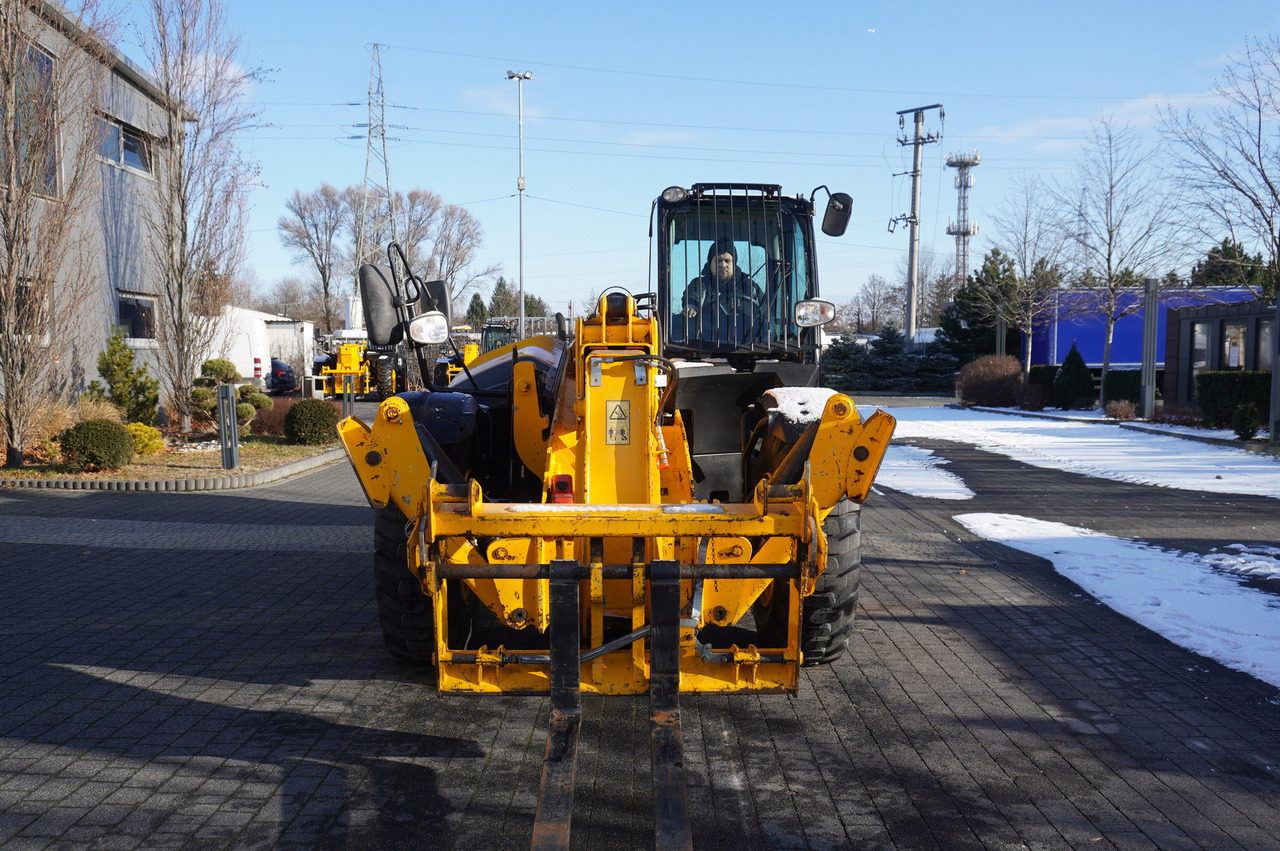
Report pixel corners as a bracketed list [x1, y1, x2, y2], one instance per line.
[1, 440, 1279, 850]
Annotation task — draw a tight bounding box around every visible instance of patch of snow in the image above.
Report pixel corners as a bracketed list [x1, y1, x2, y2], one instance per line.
[766, 387, 838, 425]
[877, 445, 975, 500]
[871, 405, 1280, 500]
[955, 513, 1280, 689]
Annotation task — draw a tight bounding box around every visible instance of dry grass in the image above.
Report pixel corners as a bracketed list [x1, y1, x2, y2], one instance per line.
[0, 434, 339, 481]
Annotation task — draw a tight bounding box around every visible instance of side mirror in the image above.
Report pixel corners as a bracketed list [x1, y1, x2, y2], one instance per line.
[821, 192, 853, 237]
[358, 264, 403, 346]
[422, 279, 452, 329]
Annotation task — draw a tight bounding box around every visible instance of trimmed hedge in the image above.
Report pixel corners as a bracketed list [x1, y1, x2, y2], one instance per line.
[60, 419, 135, 472]
[1196, 371, 1272, 429]
[1102, 369, 1141, 405]
[284, 398, 342, 445]
[1029, 364, 1058, 388]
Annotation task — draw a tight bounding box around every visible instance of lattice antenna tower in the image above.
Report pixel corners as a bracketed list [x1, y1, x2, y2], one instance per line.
[945, 151, 981, 285]
[354, 43, 398, 291]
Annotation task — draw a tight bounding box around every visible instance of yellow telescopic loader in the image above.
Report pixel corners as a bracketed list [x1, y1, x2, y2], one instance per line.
[339, 184, 895, 849]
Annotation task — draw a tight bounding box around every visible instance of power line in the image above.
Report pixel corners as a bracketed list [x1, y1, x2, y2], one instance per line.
[246, 39, 1162, 102]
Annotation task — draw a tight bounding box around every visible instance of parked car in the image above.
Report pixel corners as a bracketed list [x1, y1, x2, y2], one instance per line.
[267, 358, 297, 394]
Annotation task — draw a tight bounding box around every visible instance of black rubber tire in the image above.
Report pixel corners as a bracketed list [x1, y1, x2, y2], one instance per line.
[375, 363, 394, 400]
[800, 497, 862, 666]
[373, 504, 436, 664]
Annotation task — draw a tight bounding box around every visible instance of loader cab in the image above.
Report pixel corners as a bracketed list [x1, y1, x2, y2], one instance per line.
[656, 183, 843, 365]
[654, 184, 849, 501]
[479, 321, 514, 354]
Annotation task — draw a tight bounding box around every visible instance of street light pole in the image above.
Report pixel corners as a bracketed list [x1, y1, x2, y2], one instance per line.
[506, 70, 533, 340]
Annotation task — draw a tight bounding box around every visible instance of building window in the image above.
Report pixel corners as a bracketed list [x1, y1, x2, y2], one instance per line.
[98, 117, 151, 174]
[1190, 322, 1209, 401]
[1260, 320, 1275, 373]
[118, 295, 155, 339]
[1222, 322, 1247, 370]
[1, 43, 57, 194]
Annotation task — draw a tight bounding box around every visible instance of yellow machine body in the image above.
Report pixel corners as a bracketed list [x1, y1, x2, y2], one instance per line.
[322, 342, 372, 395]
[339, 294, 894, 696]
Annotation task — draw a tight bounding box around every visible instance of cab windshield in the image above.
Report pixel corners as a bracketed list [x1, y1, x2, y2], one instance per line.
[661, 190, 812, 353]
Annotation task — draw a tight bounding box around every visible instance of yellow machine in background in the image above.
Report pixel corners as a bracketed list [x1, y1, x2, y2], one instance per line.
[316, 338, 405, 400]
[319, 342, 372, 396]
[340, 185, 893, 848]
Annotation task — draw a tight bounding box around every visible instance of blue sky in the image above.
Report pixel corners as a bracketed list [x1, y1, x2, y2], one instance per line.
[134, 1, 1280, 316]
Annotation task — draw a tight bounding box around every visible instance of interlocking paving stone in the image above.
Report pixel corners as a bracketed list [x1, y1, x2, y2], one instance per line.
[2, 440, 1280, 848]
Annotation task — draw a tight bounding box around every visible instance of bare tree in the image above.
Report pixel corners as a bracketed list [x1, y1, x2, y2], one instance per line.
[1162, 34, 1280, 297]
[420, 204, 499, 314]
[986, 172, 1072, 379]
[250, 274, 319, 322]
[914, 248, 958, 327]
[140, 0, 260, 432]
[1057, 116, 1183, 397]
[0, 1, 112, 466]
[842, 273, 903, 334]
[278, 182, 343, 332]
[394, 187, 442, 273]
[334, 186, 495, 316]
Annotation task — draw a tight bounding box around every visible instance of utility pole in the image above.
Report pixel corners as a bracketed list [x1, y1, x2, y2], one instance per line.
[507, 70, 533, 340]
[355, 44, 397, 295]
[889, 104, 943, 352]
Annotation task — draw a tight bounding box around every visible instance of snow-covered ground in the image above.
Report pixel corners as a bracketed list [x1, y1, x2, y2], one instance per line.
[867, 405, 1280, 690]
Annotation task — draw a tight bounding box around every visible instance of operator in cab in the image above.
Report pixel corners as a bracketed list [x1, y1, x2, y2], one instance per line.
[681, 238, 766, 346]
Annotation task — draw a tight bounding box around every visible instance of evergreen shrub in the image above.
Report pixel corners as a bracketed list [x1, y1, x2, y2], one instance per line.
[1232, 401, 1263, 441]
[84, 327, 160, 425]
[60, 419, 135, 472]
[1052, 344, 1095, 410]
[238, 384, 272, 412]
[956, 355, 1021, 407]
[201, 359, 240, 383]
[284, 399, 342, 445]
[126, 423, 165, 456]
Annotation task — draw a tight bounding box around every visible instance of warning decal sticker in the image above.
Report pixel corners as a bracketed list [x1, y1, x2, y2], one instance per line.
[606, 400, 630, 445]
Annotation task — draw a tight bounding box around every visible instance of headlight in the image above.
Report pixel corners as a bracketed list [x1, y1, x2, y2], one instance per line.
[794, 299, 836, 327]
[408, 311, 450, 344]
[660, 186, 688, 203]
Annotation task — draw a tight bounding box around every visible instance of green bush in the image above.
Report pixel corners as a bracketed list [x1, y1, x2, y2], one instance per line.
[126, 422, 165, 456]
[284, 398, 342, 445]
[238, 385, 273, 411]
[1232, 402, 1263, 441]
[1051, 344, 1095, 410]
[84, 327, 160, 425]
[1102, 369, 1141, 405]
[1028, 364, 1058, 388]
[60, 419, 135, 472]
[956, 355, 1021, 407]
[1196, 370, 1272, 429]
[191, 386, 217, 412]
[201, 358, 240, 383]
